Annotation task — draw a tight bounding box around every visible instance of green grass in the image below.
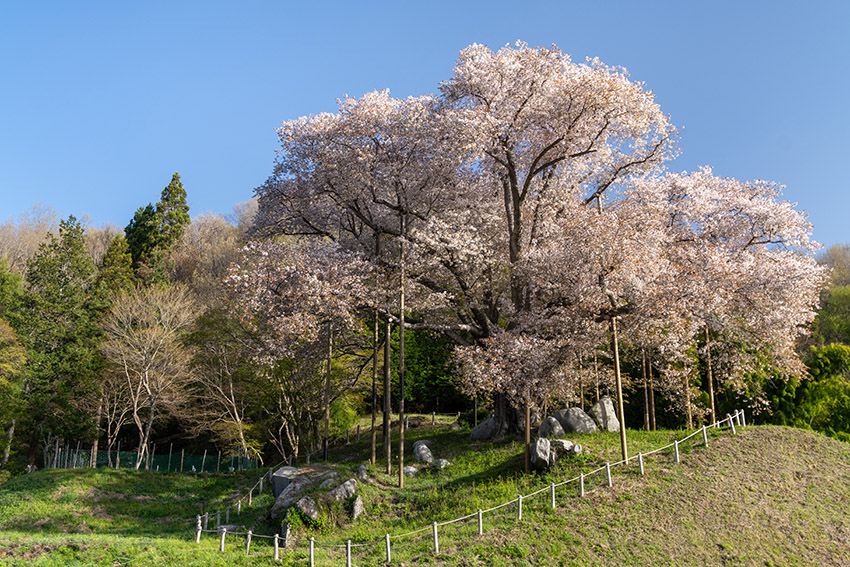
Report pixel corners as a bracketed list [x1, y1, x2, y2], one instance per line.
[1, 420, 848, 566]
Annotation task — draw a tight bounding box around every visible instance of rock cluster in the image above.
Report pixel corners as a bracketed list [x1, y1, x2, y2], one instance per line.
[270, 466, 365, 521]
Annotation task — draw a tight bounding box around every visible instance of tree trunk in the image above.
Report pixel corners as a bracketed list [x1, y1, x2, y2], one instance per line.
[398, 213, 406, 489]
[383, 318, 391, 475]
[491, 392, 523, 437]
[323, 324, 332, 461]
[371, 309, 379, 466]
[2, 419, 15, 466]
[610, 317, 628, 463]
[136, 402, 156, 470]
[524, 399, 531, 474]
[648, 357, 657, 431]
[641, 349, 650, 432]
[90, 394, 104, 468]
[684, 374, 693, 429]
[705, 327, 716, 424]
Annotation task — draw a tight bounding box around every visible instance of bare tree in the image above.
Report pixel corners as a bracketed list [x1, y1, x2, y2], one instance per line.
[101, 285, 197, 469]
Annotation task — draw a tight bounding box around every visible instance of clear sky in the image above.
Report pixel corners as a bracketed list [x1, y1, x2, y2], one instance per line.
[1, 1, 848, 246]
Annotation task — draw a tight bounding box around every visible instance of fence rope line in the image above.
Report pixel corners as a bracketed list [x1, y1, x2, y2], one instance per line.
[194, 409, 746, 564]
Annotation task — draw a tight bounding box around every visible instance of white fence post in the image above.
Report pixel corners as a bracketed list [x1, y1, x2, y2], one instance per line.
[237, 500, 241, 516]
[433, 522, 439, 555]
[385, 534, 391, 564]
[246, 530, 252, 556]
[606, 463, 612, 487]
[674, 440, 680, 463]
[195, 515, 202, 543]
[274, 534, 280, 562]
[638, 453, 644, 475]
[550, 482, 556, 509]
[702, 425, 709, 446]
[219, 528, 226, 552]
[580, 473, 585, 497]
[308, 536, 314, 566]
[517, 495, 523, 520]
[741, 409, 747, 427]
[346, 539, 352, 567]
[477, 509, 483, 535]
[728, 414, 736, 435]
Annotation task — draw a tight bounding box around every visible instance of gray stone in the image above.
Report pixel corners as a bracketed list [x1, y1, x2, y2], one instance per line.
[470, 417, 499, 440]
[403, 465, 419, 476]
[549, 439, 575, 453]
[218, 524, 244, 533]
[271, 466, 300, 498]
[351, 495, 364, 520]
[449, 421, 462, 431]
[270, 475, 314, 519]
[319, 477, 339, 490]
[548, 450, 557, 467]
[327, 479, 357, 502]
[356, 464, 369, 482]
[571, 443, 583, 455]
[538, 416, 565, 438]
[412, 439, 434, 452]
[553, 408, 598, 434]
[589, 396, 620, 432]
[295, 496, 319, 521]
[413, 443, 434, 464]
[433, 458, 452, 470]
[530, 438, 551, 470]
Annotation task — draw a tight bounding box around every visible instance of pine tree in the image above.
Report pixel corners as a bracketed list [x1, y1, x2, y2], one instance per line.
[96, 234, 134, 297]
[155, 172, 190, 251]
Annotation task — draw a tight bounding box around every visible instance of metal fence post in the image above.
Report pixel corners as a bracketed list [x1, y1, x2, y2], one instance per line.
[433, 522, 439, 555]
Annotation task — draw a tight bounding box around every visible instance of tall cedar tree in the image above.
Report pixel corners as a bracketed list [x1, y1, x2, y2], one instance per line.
[125, 172, 190, 281]
[20, 217, 103, 465]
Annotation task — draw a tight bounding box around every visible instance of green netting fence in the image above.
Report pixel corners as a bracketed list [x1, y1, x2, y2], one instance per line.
[46, 445, 258, 473]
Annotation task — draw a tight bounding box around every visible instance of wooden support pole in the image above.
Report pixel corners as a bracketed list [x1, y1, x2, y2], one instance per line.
[433, 522, 439, 555]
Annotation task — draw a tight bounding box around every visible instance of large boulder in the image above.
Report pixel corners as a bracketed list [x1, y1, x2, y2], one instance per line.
[327, 479, 357, 502]
[413, 444, 434, 464]
[538, 416, 565, 438]
[295, 496, 320, 521]
[271, 466, 300, 498]
[403, 466, 419, 477]
[589, 396, 620, 432]
[470, 417, 499, 440]
[270, 475, 315, 519]
[351, 495, 365, 520]
[553, 408, 599, 434]
[530, 438, 552, 471]
[549, 439, 575, 453]
[412, 439, 434, 451]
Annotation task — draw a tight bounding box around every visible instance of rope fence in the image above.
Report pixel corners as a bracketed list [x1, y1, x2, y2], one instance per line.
[192, 409, 747, 565]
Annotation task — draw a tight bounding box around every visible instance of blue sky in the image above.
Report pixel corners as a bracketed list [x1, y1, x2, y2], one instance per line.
[1, 1, 848, 246]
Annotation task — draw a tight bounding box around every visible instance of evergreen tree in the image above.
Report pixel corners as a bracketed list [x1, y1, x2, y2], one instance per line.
[19, 217, 103, 465]
[96, 234, 134, 297]
[155, 172, 190, 250]
[124, 173, 191, 283]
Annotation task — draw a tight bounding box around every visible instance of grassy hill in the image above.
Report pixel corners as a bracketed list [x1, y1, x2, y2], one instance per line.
[0, 423, 848, 566]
